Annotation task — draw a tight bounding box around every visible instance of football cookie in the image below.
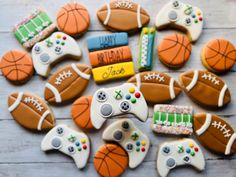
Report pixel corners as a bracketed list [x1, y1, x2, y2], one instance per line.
[158, 33, 192, 68]
[71, 96, 95, 130]
[57, 2, 90, 36]
[180, 70, 231, 108]
[127, 71, 182, 104]
[201, 39, 236, 73]
[44, 63, 91, 104]
[97, 0, 150, 32]
[94, 144, 128, 177]
[0, 50, 33, 84]
[8, 92, 55, 131]
[194, 113, 236, 155]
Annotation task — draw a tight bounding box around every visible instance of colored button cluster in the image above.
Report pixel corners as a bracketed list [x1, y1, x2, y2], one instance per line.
[185, 143, 198, 156]
[67, 134, 87, 152]
[130, 131, 147, 153]
[55, 34, 67, 46]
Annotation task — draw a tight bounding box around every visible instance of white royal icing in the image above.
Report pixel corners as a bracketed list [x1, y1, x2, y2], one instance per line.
[225, 133, 236, 155]
[24, 96, 44, 112]
[196, 113, 212, 136]
[104, 3, 111, 25]
[37, 110, 50, 130]
[55, 70, 73, 85]
[135, 73, 141, 90]
[8, 92, 24, 112]
[186, 70, 198, 91]
[169, 78, 175, 99]
[218, 84, 227, 107]
[137, 4, 142, 28]
[45, 83, 62, 103]
[71, 64, 91, 80]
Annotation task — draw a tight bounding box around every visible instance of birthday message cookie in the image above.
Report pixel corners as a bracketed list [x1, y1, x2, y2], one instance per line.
[57, 2, 90, 36]
[194, 113, 236, 155]
[201, 39, 236, 73]
[13, 9, 56, 49]
[97, 0, 150, 33]
[0, 50, 33, 84]
[158, 33, 192, 68]
[180, 70, 231, 108]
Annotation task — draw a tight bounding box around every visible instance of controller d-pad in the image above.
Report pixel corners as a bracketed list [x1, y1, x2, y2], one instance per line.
[56, 127, 64, 135]
[100, 104, 113, 118]
[68, 146, 75, 154]
[184, 18, 192, 26]
[120, 101, 130, 112]
[166, 158, 176, 169]
[113, 130, 123, 141]
[55, 46, 63, 55]
[183, 156, 190, 163]
[40, 53, 50, 64]
[34, 45, 42, 54]
[172, 1, 181, 8]
[51, 137, 62, 149]
[96, 91, 107, 102]
[126, 143, 133, 151]
[168, 10, 178, 22]
[122, 121, 129, 131]
[162, 146, 171, 155]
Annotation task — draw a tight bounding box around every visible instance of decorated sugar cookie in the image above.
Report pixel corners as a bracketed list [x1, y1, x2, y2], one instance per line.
[180, 70, 231, 108]
[0, 50, 33, 84]
[44, 63, 91, 104]
[97, 0, 150, 33]
[201, 39, 236, 73]
[8, 92, 55, 131]
[158, 34, 192, 68]
[13, 9, 56, 49]
[153, 104, 193, 135]
[127, 71, 182, 104]
[194, 113, 236, 155]
[57, 2, 90, 36]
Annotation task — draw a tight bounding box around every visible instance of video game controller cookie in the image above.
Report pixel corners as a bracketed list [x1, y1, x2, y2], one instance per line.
[41, 124, 90, 169]
[155, 1, 204, 42]
[103, 119, 150, 168]
[157, 138, 205, 177]
[91, 83, 148, 129]
[32, 32, 82, 77]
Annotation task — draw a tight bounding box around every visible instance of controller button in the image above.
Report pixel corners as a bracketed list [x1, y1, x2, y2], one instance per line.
[190, 151, 195, 156]
[141, 141, 146, 146]
[184, 18, 192, 26]
[55, 46, 63, 55]
[188, 143, 194, 148]
[197, 11, 201, 16]
[177, 145, 184, 153]
[131, 131, 139, 141]
[34, 45, 42, 54]
[63, 36, 67, 40]
[194, 19, 198, 23]
[184, 5, 193, 15]
[120, 101, 130, 112]
[166, 158, 176, 169]
[113, 130, 123, 141]
[183, 156, 190, 163]
[68, 134, 77, 143]
[75, 141, 80, 147]
[83, 145, 87, 150]
[81, 138, 86, 144]
[131, 98, 136, 104]
[125, 94, 131, 100]
[46, 39, 53, 47]
[100, 104, 113, 118]
[114, 90, 123, 100]
[67, 146, 75, 154]
[199, 17, 203, 21]
[56, 40, 60, 44]
[194, 147, 199, 152]
[186, 148, 191, 153]
[168, 10, 178, 22]
[96, 91, 107, 102]
[135, 92, 141, 98]
[51, 137, 62, 149]
[61, 42, 65, 46]
[78, 147, 82, 152]
[136, 148, 140, 152]
[56, 34, 62, 38]
[172, 1, 181, 9]
[126, 143, 134, 151]
[122, 121, 129, 130]
[40, 53, 50, 64]
[162, 146, 171, 154]
[129, 87, 135, 93]
[136, 141, 141, 146]
[141, 147, 145, 152]
[192, 14, 196, 18]
[56, 127, 64, 135]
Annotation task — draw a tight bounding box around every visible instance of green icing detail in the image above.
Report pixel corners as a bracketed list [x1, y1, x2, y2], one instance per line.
[153, 111, 192, 124]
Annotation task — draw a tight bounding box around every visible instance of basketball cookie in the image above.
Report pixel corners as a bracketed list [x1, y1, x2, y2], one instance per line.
[57, 2, 90, 36]
[0, 50, 33, 84]
[94, 144, 128, 177]
[71, 96, 94, 130]
[201, 39, 236, 73]
[158, 33, 192, 68]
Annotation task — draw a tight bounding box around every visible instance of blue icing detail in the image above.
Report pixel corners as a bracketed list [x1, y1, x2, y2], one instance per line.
[75, 141, 80, 147]
[87, 33, 128, 52]
[136, 141, 141, 146]
[186, 148, 191, 153]
[56, 40, 60, 44]
[125, 94, 131, 100]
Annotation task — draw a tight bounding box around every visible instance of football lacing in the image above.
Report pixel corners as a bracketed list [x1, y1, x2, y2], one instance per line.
[201, 73, 220, 85]
[212, 121, 232, 137]
[55, 70, 73, 85]
[23, 97, 44, 112]
[144, 73, 165, 82]
[115, 0, 133, 8]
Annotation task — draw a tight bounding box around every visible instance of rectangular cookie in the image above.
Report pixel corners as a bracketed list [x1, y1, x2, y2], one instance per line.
[152, 104, 193, 135]
[13, 9, 56, 49]
[87, 33, 128, 52]
[89, 46, 132, 68]
[92, 62, 135, 83]
[138, 27, 155, 71]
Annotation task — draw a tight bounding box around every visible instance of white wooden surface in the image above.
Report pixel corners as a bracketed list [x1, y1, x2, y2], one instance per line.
[0, 0, 236, 177]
